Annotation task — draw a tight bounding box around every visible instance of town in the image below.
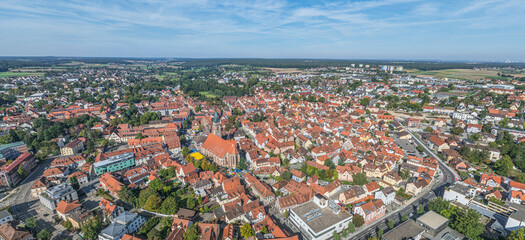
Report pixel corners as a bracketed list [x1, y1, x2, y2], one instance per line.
[0, 58, 524, 240]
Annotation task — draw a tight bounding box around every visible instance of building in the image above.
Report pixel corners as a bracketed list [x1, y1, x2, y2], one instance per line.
[406, 179, 429, 196]
[56, 200, 82, 221]
[0, 141, 28, 162]
[0, 221, 33, 240]
[200, 133, 240, 169]
[99, 211, 145, 240]
[0, 153, 36, 189]
[374, 187, 396, 205]
[416, 211, 449, 237]
[289, 194, 352, 240]
[443, 182, 476, 206]
[39, 183, 79, 211]
[382, 219, 425, 240]
[353, 199, 386, 225]
[0, 210, 13, 226]
[60, 138, 84, 156]
[94, 152, 135, 175]
[405, 118, 420, 128]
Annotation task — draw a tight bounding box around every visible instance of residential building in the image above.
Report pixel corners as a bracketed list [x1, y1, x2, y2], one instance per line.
[0, 153, 36, 189]
[0, 141, 28, 162]
[60, 138, 84, 156]
[0, 221, 33, 240]
[39, 183, 79, 211]
[99, 211, 145, 240]
[94, 152, 135, 175]
[0, 210, 13, 226]
[374, 187, 396, 205]
[353, 199, 386, 225]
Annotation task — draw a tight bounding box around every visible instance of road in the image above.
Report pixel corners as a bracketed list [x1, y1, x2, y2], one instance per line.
[342, 119, 460, 240]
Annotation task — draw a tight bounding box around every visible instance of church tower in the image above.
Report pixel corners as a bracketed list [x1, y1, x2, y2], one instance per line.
[212, 108, 222, 137]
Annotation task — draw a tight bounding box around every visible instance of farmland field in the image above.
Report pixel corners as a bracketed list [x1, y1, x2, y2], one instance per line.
[0, 72, 45, 78]
[406, 68, 522, 80]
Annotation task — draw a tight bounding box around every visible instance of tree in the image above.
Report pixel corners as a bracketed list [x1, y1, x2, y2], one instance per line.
[284, 209, 289, 218]
[417, 204, 424, 215]
[281, 170, 292, 181]
[495, 155, 514, 176]
[400, 168, 411, 179]
[507, 228, 525, 240]
[401, 214, 407, 222]
[186, 197, 198, 210]
[353, 214, 365, 228]
[160, 197, 179, 215]
[237, 157, 247, 170]
[352, 173, 368, 186]
[81, 217, 105, 240]
[147, 228, 163, 240]
[240, 223, 255, 238]
[377, 228, 383, 239]
[260, 226, 269, 234]
[70, 176, 79, 190]
[388, 219, 394, 229]
[449, 208, 484, 239]
[37, 229, 52, 240]
[450, 127, 464, 135]
[25, 217, 38, 229]
[428, 197, 450, 214]
[424, 126, 433, 132]
[62, 220, 73, 231]
[182, 146, 190, 157]
[360, 98, 370, 106]
[348, 222, 356, 233]
[17, 166, 27, 178]
[144, 194, 162, 211]
[183, 223, 200, 240]
[119, 186, 138, 207]
[333, 231, 341, 240]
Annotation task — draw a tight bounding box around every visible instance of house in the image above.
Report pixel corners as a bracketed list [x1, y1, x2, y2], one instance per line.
[0, 221, 33, 240]
[508, 191, 525, 205]
[99, 211, 146, 240]
[480, 173, 502, 188]
[0, 210, 13, 226]
[39, 183, 79, 211]
[406, 179, 429, 196]
[363, 164, 388, 178]
[339, 186, 367, 205]
[290, 169, 306, 183]
[443, 182, 476, 206]
[427, 136, 449, 152]
[374, 187, 396, 205]
[364, 181, 380, 195]
[336, 164, 361, 182]
[382, 172, 402, 187]
[405, 118, 420, 128]
[200, 133, 240, 169]
[69, 171, 89, 186]
[466, 124, 482, 134]
[60, 138, 84, 156]
[100, 198, 125, 220]
[55, 200, 82, 221]
[0, 153, 37, 189]
[353, 199, 386, 225]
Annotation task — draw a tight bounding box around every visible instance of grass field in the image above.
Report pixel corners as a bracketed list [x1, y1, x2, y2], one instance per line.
[0, 72, 45, 78]
[199, 91, 219, 98]
[264, 67, 303, 73]
[406, 68, 516, 81]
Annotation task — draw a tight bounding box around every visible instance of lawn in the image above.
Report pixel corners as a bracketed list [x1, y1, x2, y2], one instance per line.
[199, 91, 219, 98]
[0, 72, 45, 78]
[406, 68, 510, 81]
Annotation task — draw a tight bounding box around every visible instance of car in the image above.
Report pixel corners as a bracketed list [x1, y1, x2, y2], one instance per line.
[44, 214, 49, 217]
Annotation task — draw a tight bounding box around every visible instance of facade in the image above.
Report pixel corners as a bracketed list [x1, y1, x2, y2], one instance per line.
[39, 183, 79, 211]
[0, 153, 37, 189]
[0, 210, 13, 226]
[416, 211, 449, 237]
[353, 199, 386, 225]
[374, 187, 396, 205]
[443, 182, 476, 206]
[94, 152, 135, 175]
[0, 221, 33, 240]
[382, 219, 424, 240]
[60, 139, 84, 156]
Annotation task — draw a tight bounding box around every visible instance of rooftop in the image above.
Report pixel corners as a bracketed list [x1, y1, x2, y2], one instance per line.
[382, 219, 425, 240]
[291, 200, 352, 234]
[417, 211, 449, 230]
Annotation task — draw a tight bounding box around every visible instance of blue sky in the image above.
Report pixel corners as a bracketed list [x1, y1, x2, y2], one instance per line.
[1, 0, 524, 61]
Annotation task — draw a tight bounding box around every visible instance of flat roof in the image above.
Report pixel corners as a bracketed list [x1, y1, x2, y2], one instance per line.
[382, 220, 425, 240]
[417, 211, 449, 230]
[291, 201, 352, 234]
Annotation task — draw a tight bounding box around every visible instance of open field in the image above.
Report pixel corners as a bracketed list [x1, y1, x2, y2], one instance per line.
[199, 91, 219, 98]
[0, 72, 45, 78]
[264, 67, 303, 73]
[406, 68, 522, 80]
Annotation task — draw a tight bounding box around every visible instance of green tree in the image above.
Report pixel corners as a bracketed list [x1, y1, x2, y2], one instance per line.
[182, 146, 190, 157]
[17, 166, 27, 178]
[494, 155, 514, 176]
[241, 223, 255, 238]
[138, 187, 156, 207]
[147, 228, 163, 240]
[260, 226, 269, 234]
[281, 170, 292, 181]
[352, 173, 368, 185]
[401, 214, 407, 222]
[348, 222, 356, 233]
[237, 157, 247, 170]
[70, 176, 79, 190]
[37, 229, 52, 240]
[428, 197, 450, 214]
[186, 197, 198, 210]
[417, 204, 424, 215]
[507, 228, 525, 240]
[144, 194, 162, 211]
[160, 196, 179, 215]
[377, 228, 383, 240]
[183, 223, 200, 240]
[81, 217, 105, 240]
[333, 231, 341, 240]
[62, 220, 73, 231]
[284, 209, 290, 219]
[360, 98, 370, 106]
[388, 219, 394, 229]
[25, 217, 38, 229]
[353, 214, 365, 228]
[424, 126, 433, 132]
[400, 168, 411, 179]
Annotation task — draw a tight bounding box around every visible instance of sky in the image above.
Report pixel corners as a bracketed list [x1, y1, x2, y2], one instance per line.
[1, 0, 525, 61]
